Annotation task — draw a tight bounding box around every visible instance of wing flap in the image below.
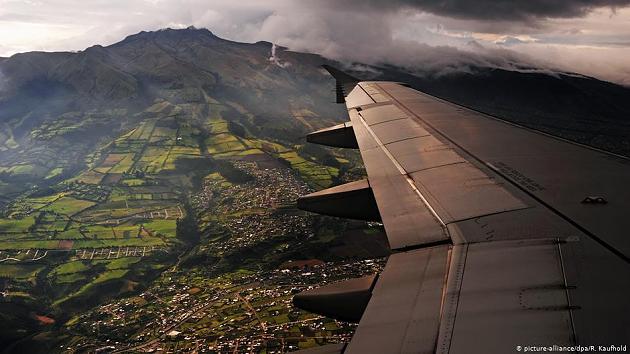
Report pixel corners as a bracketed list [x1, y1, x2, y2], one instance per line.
[349, 108, 449, 249]
[345, 245, 449, 354]
[440, 240, 574, 354]
[361, 146, 448, 249]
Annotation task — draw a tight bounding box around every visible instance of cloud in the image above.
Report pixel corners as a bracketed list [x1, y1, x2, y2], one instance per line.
[331, 0, 630, 21]
[228, 5, 531, 73]
[0, 1, 629, 85]
[501, 41, 630, 85]
[269, 43, 291, 68]
[227, 3, 630, 84]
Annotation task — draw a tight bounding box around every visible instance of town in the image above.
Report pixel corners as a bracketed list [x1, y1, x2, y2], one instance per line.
[61, 159, 386, 352]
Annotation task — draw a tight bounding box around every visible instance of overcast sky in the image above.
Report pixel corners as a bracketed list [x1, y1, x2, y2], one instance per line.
[1, 0, 629, 84]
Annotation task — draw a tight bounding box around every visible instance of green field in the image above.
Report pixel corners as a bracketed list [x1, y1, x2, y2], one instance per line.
[0, 216, 36, 233]
[277, 151, 338, 188]
[0, 264, 45, 279]
[143, 219, 177, 237]
[43, 197, 95, 216]
[50, 260, 90, 276]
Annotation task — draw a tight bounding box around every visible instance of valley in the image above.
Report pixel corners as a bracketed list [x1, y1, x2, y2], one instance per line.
[0, 33, 387, 351]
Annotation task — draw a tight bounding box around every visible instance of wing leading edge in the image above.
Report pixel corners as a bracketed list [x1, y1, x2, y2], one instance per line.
[292, 67, 630, 353]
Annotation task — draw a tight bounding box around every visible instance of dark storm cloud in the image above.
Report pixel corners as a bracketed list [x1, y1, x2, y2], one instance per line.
[335, 0, 630, 21]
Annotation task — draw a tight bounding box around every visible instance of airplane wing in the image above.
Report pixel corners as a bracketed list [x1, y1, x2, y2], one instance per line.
[292, 66, 630, 353]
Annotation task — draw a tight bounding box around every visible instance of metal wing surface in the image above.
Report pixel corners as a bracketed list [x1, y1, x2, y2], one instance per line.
[293, 67, 630, 354]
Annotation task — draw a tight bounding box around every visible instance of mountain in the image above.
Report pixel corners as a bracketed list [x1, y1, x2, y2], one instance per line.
[0, 27, 346, 201]
[0, 27, 629, 352]
[2, 28, 629, 200]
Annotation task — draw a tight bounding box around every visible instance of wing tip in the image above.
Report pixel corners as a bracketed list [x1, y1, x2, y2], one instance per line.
[321, 65, 359, 103]
[321, 64, 359, 84]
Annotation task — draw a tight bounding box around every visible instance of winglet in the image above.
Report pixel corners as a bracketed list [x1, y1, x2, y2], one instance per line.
[322, 65, 359, 103]
[322, 65, 359, 84]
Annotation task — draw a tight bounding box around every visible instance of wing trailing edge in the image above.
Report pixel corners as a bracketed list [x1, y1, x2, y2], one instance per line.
[292, 274, 377, 322]
[307, 121, 358, 148]
[297, 179, 381, 221]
